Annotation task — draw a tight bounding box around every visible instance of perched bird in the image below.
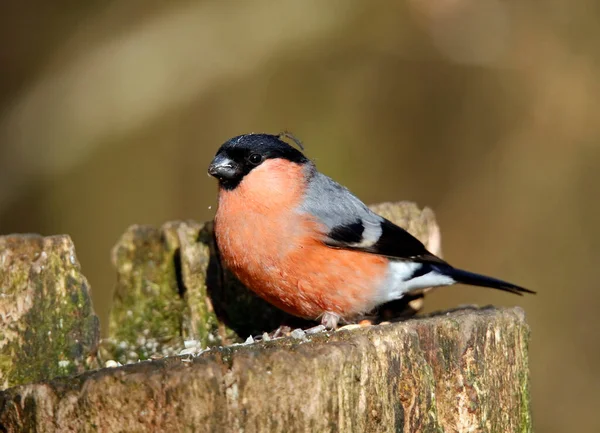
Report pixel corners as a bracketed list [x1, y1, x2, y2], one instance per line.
[208, 133, 534, 329]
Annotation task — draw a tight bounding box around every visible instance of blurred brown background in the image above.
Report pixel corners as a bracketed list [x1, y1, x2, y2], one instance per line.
[0, 1, 598, 431]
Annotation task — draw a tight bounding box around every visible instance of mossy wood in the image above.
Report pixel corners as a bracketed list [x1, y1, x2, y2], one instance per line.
[0, 307, 531, 433]
[0, 235, 99, 390]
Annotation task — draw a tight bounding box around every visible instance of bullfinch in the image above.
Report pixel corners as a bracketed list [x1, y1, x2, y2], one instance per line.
[208, 133, 534, 329]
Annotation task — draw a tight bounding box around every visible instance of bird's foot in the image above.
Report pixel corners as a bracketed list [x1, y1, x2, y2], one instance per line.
[320, 312, 342, 330]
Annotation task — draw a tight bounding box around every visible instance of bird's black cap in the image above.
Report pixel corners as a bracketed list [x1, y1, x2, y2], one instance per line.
[208, 133, 309, 190]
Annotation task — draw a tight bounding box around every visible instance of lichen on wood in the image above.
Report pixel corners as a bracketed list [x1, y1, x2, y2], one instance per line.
[0, 235, 99, 390]
[0, 307, 531, 433]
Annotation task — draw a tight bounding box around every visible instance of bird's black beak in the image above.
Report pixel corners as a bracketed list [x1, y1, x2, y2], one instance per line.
[208, 155, 240, 180]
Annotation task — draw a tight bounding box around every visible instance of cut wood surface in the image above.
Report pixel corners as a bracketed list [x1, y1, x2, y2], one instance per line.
[0, 307, 531, 433]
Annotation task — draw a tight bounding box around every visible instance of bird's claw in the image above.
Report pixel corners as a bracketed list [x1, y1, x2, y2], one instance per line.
[320, 312, 341, 330]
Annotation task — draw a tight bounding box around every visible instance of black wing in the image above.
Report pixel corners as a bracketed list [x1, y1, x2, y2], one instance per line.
[325, 217, 447, 265]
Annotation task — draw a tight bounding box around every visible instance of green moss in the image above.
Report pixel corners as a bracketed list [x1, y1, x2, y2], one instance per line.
[13, 268, 92, 383]
[519, 324, 533, 433]
[1, 236, 99, 388]
[107, 226, 186, 362]
[178, 224, 223, 346]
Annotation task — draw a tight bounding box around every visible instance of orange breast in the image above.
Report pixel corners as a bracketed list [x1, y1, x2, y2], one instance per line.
[214, 160, 387, 320]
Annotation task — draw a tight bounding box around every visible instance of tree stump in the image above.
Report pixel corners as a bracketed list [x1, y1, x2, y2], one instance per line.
[0, 307, 531, 432]
[0, 202, 532, 432]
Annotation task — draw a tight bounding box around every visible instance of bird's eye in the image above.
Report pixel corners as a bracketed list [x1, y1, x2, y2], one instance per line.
[248, 153, 263, 165]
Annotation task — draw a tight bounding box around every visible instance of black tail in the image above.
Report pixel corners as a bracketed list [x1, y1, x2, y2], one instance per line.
[432, 265, 535, 296]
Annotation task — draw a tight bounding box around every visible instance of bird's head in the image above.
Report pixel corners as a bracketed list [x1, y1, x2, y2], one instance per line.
[208, 133, 308, 190]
